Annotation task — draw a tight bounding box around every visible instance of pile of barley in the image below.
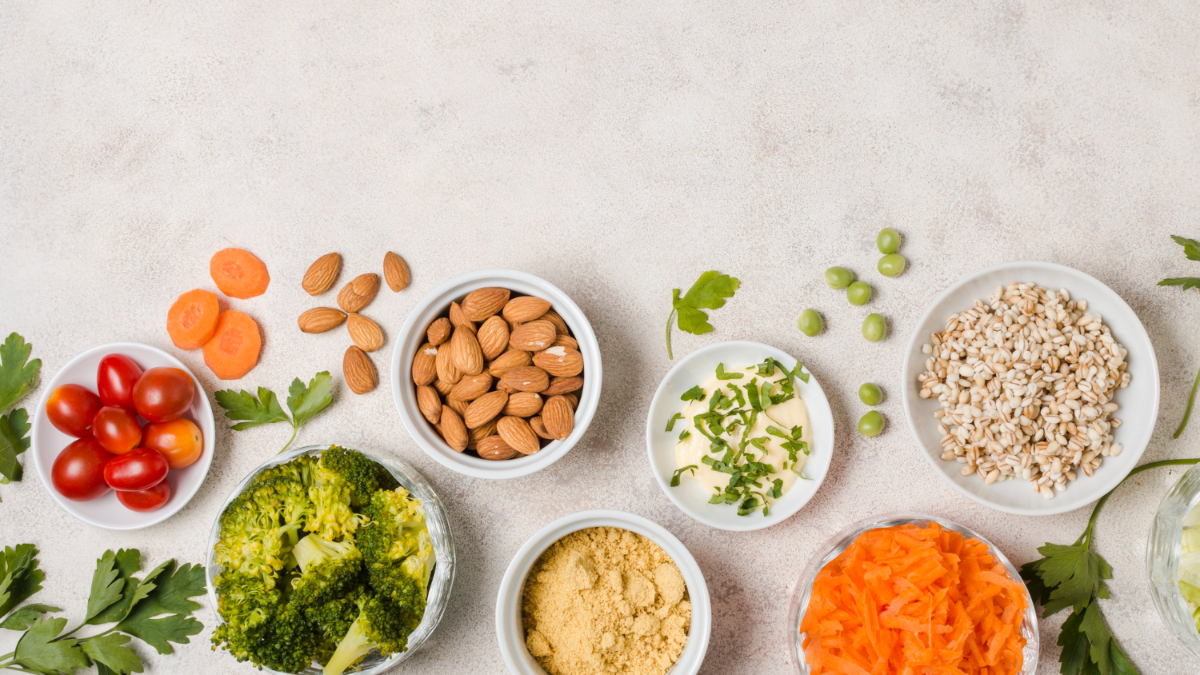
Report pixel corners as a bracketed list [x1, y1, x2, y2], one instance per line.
[917, 282, 1130, 500]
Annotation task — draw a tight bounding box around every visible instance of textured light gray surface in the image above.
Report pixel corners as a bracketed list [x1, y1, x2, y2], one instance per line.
[2, 1, 1199, 673]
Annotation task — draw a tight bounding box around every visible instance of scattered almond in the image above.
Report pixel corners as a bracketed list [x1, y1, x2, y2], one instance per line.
[504, 392, 544, 417]
[542, 395, 575, 440]
[530, 416, 554, 440]
[501, 366, 550, 393]
[337, 273, 380, 313]
[449, 373, 493, 402]
[497, 416, 540, 455]
[489, 349, 532, 378]
[533, 346, 584, 378]
[477, 316, 510, 360]
[437, 407, 468, 451]
[449, 301, 476, 333]
[502, 296, 551, 323]
[544, 376, 584, 396]
[510, 320, 557, 351]
[464, 390, 508, 429]
[435, 342, 462, 384]
[383, 251, 411, 292]
[462, 287, 511, 322]
[347, 313, 385, 352]
[344, 346, 377, 394]
[542, 309, 570, 336]
[477, 435, 520, 461]
[426, 317, 453, 346]
[302, 253, 341, 296]
[298, 307, 347, 334]
[449, 328, 485, 376]
[416, 385, 442, 425]
[411, 344, 438, 385]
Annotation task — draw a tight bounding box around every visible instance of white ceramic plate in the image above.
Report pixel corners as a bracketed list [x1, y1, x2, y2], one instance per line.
[901, 262, 1159, 516]
[645, 341, 834, 531]
[30, 342, 216, 530]
[495, 510, 711, 675]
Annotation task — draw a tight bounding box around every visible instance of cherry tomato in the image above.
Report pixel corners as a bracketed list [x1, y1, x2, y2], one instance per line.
[142, 418, 203, 470]
[132, 368, 195, 423]
[103, 448, 168, 492]
[45, 384, 103, 437]
[51, 438, 113, 501]
[116, 481, 171, 512]
[97, 354, 143, 409]
[92, 406, 143, 455]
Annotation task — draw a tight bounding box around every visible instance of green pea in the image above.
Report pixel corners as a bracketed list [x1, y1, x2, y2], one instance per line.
[846, 281, 871, 306]
[862, 313, 886, 342]
[878, 253, 907, 278]
[876, 228, 901, 254]
[858, 410, 886, 437]
[858, 382, 883, 406]
[798, 309, 824, 337]
[824, 266, 854, 290]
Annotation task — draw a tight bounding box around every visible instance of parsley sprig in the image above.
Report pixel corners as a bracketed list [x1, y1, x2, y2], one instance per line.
[0, 333, 41, 491]
[666, 271, 740, 359]
[214, 371, 334, 453]
[1021, 458, 1200, 675]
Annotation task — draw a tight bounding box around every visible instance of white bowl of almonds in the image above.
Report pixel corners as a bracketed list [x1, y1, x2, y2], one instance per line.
[391, 270, 601, 479]
[902, 262, 1158, 516]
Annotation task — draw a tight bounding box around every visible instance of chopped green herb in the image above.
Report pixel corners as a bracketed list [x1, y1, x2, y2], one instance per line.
[665, 413, 683, 432]
[678, 429, 691, 441]
[715, 363, 743, 380]
[680, 386, 705, 402]
[670, 465, 698, 487]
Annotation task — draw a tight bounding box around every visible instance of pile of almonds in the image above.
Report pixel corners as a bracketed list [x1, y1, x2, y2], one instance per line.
[298, 251, 411, 395]
[413, 287, 584, 461]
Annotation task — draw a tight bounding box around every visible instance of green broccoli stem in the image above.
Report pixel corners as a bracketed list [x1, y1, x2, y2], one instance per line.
[1076, 458, 1200, 549]
[665, 309, 677, 360]
[323, 614, 372, 675]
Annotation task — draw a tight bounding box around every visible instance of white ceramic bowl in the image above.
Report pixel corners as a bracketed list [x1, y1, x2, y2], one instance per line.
[645, 341, 834, 531]
[495, 510, 711, 675]
[391, 269, 602, 480]
[901, 262, 1158, 516]
[29, 342, 216, 530]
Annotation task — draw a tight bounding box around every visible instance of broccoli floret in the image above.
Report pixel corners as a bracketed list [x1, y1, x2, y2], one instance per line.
[309, 588, 363, 656]
[215, 474, 315, 587]
[210, 570, 283, 663]
[321, 446, 381, 507]
[306, 448, 375, 541]
[357, 487, 436, 609]
[250, 602, 324, 674]
[322, 593, 422, 675]
[290, 534, 364, 609]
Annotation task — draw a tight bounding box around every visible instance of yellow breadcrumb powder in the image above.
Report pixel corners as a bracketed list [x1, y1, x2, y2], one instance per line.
[521, 527, 691, 675]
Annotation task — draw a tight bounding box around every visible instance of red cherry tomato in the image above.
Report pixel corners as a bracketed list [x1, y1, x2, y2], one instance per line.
[116, 481, 171, 512]
[103, 448, 168, 492]
[92, 406, 143, 455]
[51, 438, 114, 501]
[132, 368, 195, 423]
[97, 354, 143, 409]
[142, 418, 203, 470]
[45, 384, 103, 437]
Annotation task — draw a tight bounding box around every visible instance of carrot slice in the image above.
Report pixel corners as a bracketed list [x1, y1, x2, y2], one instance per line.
[210, 248, 270, 299]
[166, 289, 220, 350]
[202, 310, 261, 379]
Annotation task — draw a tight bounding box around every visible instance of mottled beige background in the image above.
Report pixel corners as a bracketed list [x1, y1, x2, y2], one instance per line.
[2, 1, 1199, 673]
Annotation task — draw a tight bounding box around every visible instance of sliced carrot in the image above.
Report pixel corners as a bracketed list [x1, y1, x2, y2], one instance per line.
[202, 310, 261, 379]
[210, 248, 270, 299]
[166, 289, 220, 350]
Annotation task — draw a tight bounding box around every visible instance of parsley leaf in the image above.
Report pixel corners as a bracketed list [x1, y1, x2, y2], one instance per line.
[0, 333, 40, 414]
[14, 617, 89, 675]
[113, 561, 205, 654]
[1158, 277, 1200, 292]
[215, 372, 334, 453]
[0, 604, 61, 631]
[80, 633, 144, 675]
[680, 386, 705, 402]
[0, 544, 45, 618]
[0, 408, 31, 485]
[1170, 234, 1200, 261]
[666, 271, 740, 358]
[287, 371, 333, 427]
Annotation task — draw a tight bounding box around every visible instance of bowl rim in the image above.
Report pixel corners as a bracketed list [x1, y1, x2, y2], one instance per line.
[28, 341, 216, 531]
[644, 340, 835, 531]
[787, 512, 1039, 674]
[900, 260, 1159, 516]
[390, 268, 602, 480]
[1145, 461, 1200, 656]
[204, 443, 456, 674]
[494, 509, 711, 675]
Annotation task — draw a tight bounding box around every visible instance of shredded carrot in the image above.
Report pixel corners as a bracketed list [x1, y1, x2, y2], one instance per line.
[801, 522, 1028, 675]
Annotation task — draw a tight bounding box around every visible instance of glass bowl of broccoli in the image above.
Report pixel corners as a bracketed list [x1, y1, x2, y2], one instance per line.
[205, 443, 455, 674]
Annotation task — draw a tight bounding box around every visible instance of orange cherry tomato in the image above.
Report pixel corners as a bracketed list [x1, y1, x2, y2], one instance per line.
[141, 418, 203, 470]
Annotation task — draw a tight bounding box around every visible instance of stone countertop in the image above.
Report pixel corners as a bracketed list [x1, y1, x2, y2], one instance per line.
[3, 1, 1199, 673]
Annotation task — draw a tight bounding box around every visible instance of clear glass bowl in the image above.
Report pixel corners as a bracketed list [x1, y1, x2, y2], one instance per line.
[787, 514, 1039, 674]
[205, 444, 456, 674]
[1147, 463, 1200, 656]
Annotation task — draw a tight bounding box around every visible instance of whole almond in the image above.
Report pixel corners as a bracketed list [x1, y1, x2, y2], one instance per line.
[542, 396, 575, 440]
[544, 376, 584, 396]
[542, 309, 570, 336]
[302, 253, 341, 296]
[501, 366, 550, 393]
[383, 251, 411, 292]
[477, 435, 519, 461]
[437, 407, 468, 451]
[502, 296, 551, 323]
[449, 302, 476, 333]
[552, 334, 579, 350]
[416, 385, 442, 425]
[449, 328, 484, 376]
[489, 349, 532, 378]
[530, 416, 554, 440]
[504, 392, 544, 417]
[477, 316, 510, 360]
[509, 320, 557, 352]
[465, 390, 508, 429]
[412, 343, 438, 385]
[344, 346, 377, 394]
[449, 373, 493, 402]
[495, 379, 516, 393]
[497, 416, 540, 455]
[426, 317, 453, 346]
[462, 288, 511, 322]
[337, 273, 380, 313]
[445, 395, 470, 418]
[298, 307, 346, 334]
[468, 419, 498, 448]
[433, 377, 455, 396]
[435, 342, 462, 384]
[347, 313, 385, 352]
[533, 346, 584, 378]
[562, 393, 579, 409]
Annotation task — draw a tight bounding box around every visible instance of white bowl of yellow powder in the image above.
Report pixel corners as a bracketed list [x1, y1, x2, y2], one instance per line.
[495, 510, 711, 675]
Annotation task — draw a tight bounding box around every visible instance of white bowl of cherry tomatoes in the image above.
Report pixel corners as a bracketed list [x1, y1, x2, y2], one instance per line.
[29, 343, 215, 530]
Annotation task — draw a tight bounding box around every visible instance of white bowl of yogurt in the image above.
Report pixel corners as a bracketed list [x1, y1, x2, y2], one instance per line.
[645, 341, 835, 531]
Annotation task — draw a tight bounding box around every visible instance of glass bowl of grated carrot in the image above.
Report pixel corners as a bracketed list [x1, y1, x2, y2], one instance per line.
[788, 515, 1038, 675]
